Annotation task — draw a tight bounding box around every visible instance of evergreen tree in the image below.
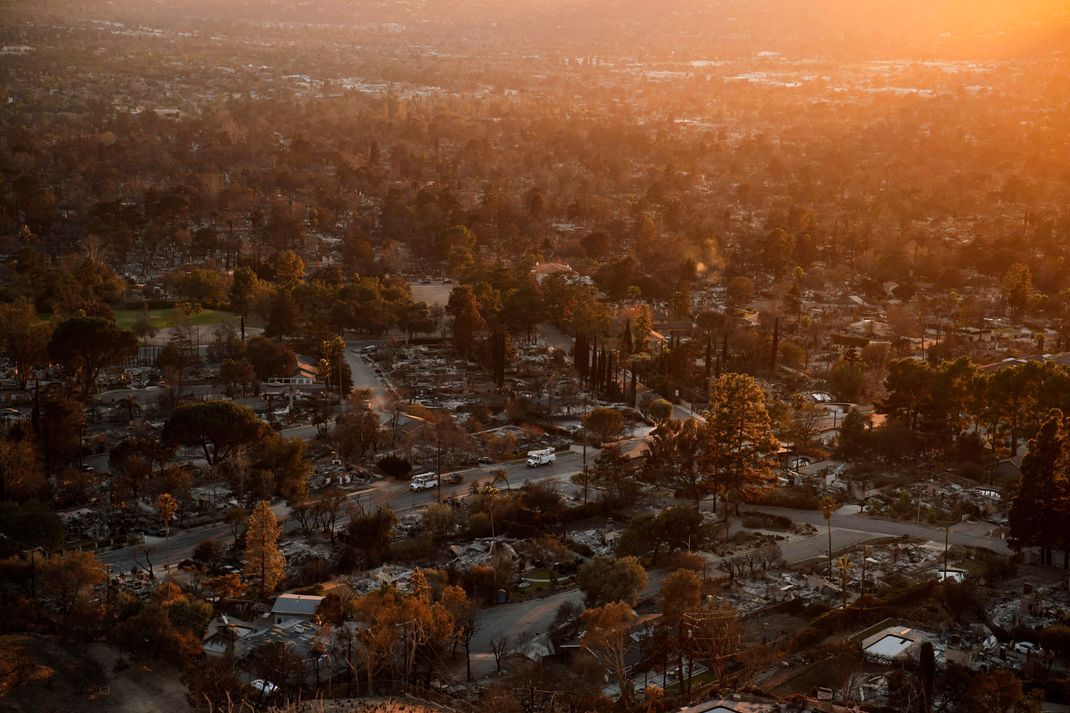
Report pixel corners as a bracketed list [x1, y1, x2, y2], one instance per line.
[1008, 410, 1069, 566]
[837, 408, 869, 459]
[245, 500, 286, 599]
[703, 372, 779, 519]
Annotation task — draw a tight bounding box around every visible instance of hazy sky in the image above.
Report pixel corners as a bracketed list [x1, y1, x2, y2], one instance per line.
[10, 0, 1070, 59]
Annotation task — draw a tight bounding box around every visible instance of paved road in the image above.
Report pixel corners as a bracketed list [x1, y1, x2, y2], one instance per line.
[466, 566, 670, 679]
[344, 346, 388, 406]
[749, 504, 1012, 557]
[97, 452, 586, 575]
[458, 502, 1011, 680]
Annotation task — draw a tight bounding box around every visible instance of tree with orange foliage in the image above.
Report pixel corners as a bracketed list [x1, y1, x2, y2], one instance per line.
[582, 601, 638, 707]
[244, 500, 285, 599]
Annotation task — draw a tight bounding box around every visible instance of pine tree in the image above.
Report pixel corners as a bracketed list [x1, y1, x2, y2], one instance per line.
[770, 317, 780, 370]
[245, 500, 286, 599]
[622, 319, 633, 356]
[704, 333, 713, 381]
[1008, 410, 1069, 565]
[719, 331, 728, 376]
[703, 373, 779, 519]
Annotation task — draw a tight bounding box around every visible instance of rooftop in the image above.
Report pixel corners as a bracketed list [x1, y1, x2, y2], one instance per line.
[865, 633, 914, 659]
[270, 593, 324, 617]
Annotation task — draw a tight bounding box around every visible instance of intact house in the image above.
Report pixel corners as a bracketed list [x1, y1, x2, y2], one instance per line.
[271, 593, 324, 625]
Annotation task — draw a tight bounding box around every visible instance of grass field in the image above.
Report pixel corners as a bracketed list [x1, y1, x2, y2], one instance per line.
[665, 668, 716, 694]
[113, 308, 236, 331]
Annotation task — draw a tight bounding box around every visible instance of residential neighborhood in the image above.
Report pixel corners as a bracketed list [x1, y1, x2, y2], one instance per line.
[3, 1, 1070, 713]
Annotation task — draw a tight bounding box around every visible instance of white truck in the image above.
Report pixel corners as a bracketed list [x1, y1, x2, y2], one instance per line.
[526, 448, 557, 468]
[409, 472, 438, 491]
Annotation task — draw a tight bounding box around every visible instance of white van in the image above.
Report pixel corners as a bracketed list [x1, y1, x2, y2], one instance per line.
[409, 473, 438, 491]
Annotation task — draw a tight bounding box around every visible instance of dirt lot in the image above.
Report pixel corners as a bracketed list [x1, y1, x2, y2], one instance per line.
[0, 634, 191, 713]
[741, 610, 812, 648]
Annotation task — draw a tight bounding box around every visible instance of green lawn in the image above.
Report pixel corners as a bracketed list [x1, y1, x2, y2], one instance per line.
[113, 308, 236, 331]
[523, 568, 572, 584]
[521, 580, 551, 595]
[519, 569, 574, 597]
[665, 669, 716, 694]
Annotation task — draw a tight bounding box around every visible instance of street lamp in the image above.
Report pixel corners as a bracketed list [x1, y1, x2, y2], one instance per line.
[105, 563, 114, 612]
[23, 546, 43, 602]
[916, 479, 932, 523]
[943, 521, 958, 580]
[581, 393, 590, 506]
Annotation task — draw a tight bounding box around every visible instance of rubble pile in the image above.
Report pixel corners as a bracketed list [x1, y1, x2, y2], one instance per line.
[350, 564, 417, 595]
[990, 583, 1070, 631]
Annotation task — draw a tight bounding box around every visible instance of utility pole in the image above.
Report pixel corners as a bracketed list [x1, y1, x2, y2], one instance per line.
[26, 547, 40, 602]
[944, 524, 950, 578]
[338, 350, 344, 412]
[582, 424, 588, 505]
[105, 564, 113, 614]
[435, 429, 443, 504]
[861, 545, 872, 602]
[581, 394, 589, 506]
[686, 625, 694, 696]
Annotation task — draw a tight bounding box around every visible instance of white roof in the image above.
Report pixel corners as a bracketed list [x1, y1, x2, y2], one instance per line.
[865, 634, 914, 659]
[270, 593, 323, 617]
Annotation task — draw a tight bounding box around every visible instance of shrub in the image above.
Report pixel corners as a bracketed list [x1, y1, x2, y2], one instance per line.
[1034, 626, 1070, 657]
[971, 549, 1017, 581]
[377, 454, 413, 479]
[462, 564, 499, 604]
[388, 535, 436, 562]
[740, 511, 793, 531]
[664, 550, 707, 571]
[791, 626, 826, 650]
[467, 512, 492, 538]
[291, 573, 327, 590]
[746, 489, 821, 510]
[567, 540, 593, 557]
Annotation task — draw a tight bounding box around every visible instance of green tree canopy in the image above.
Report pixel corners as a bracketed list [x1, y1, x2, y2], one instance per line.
[583, 407, 625, 444]
[0, 298, 51, 389]
[576, 555, 648, 607]
[246, 336, 297, 382]
[47, 316, 137, 395]
[704, 372, 779, 518]
[162, 400, 267, 465]
[0, 500, 65, 556]
[1008, 409, 1070, 566]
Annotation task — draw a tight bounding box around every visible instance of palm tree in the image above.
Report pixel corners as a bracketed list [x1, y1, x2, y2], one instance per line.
[819, 495, 837, 579]
[860, 545, 873, 601]
[84, 395, 102, 424]
[835, 554, 852, 607]
[479, 483, 502, 538]
[490, 468, 511, 491]
[154, 493, 178, 577]
[120, 393, 142, 424]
